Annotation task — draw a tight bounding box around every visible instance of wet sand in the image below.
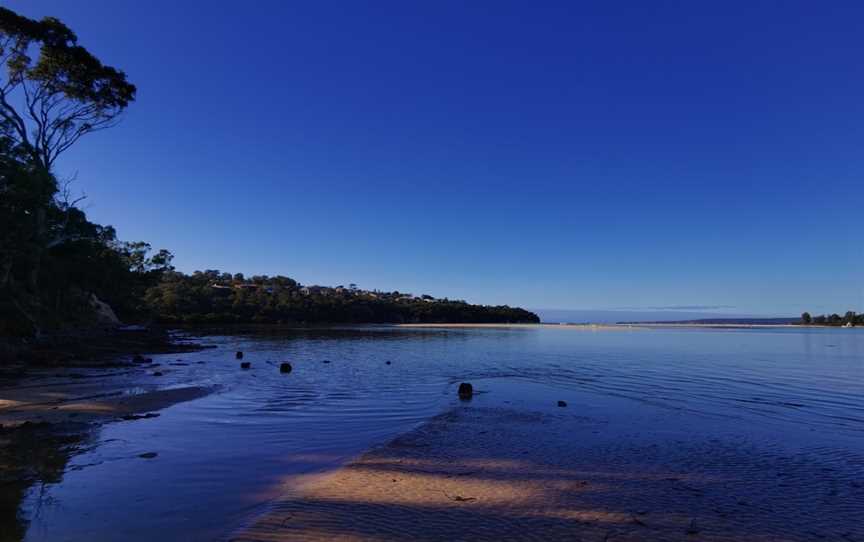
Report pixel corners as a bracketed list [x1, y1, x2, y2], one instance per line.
[235, 406, 863, 542]
[0, 379, 213, 426]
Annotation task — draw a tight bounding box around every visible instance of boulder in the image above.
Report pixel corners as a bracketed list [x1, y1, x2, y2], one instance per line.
[240, 362, 251, 369]
[280, 362, 292, 373]
[235, 351, 244, 359]
[458, 382, 473, 399]
[89, 294, 121, 326]
[557, 400, 567, 407]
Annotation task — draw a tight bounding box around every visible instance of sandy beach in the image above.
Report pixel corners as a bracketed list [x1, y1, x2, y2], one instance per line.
[235, 404, 863, 542]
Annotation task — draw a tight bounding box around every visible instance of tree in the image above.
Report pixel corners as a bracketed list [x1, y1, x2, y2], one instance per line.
[0, 7, 135, 171]
[800, 312, 812, 325]
[0, 7, 138, 337]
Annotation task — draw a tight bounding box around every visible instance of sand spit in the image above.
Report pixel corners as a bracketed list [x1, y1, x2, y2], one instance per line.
[0, 379, 213, 427]
[234, 407, 863, 542]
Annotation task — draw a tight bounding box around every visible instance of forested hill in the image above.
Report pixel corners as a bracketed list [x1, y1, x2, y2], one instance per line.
[143, 271, 540, 325]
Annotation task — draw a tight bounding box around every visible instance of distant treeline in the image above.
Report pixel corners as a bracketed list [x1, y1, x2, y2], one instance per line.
[144, 271, 539, 325]
[800, 312, 861, 326]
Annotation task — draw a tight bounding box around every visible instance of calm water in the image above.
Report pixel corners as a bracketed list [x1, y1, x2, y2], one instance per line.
[19, 326, 864, 541]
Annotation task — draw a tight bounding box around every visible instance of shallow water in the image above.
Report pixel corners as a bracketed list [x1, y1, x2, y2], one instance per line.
[18, 326, 864, 541]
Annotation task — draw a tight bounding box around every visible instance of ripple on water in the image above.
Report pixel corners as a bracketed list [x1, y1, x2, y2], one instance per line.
[20, 326, 864, 542]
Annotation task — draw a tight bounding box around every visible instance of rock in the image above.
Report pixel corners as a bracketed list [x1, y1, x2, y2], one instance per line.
[236, 351, 244, 359]
[89, 293, 121, 326]
[322, 359, 331, 364]
[280, 362, 292, 373]
[686, 519, 701, 535]
[241, 362, 251, 369]
[557, 400, 568, 407]
[132, 353, 145, 363]
[138, 452, 158, 459]
[153, 371, 163, 377]
[458, 382, 473, 399]
[386, 361, 392, 365]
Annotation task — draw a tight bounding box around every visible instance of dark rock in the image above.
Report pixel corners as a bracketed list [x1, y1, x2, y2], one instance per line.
[322, 359, 331, 364]
[236, 351, 244, 359]
[132, 353, 145, 363]
[686, 519, 701, 535]
[153, 371, 163, 377]
[280, 362, 292, 373]
[386, 361, 392, 365]
[138, 452, 158, 459]
[458, 382, 473, 399]
[240, 362, 251, 369]
[557, 400, 567, 407]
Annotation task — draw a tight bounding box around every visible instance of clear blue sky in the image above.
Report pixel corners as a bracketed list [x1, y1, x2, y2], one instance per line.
[9, 1, 864, 316]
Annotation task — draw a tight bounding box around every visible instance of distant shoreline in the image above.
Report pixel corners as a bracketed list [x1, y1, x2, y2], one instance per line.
[398, 322, 859, 330]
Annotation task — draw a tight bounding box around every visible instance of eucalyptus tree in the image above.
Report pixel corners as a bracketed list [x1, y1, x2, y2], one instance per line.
[0, 7, 136, 336]
[0, 7, 135, 172]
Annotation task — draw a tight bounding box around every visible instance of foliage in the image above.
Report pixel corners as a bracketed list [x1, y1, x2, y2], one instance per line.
[0, 6, 158, 338]
[801, 311, 862, 326]
[0, 7, 135, 170]
[143, 271, 540, 325]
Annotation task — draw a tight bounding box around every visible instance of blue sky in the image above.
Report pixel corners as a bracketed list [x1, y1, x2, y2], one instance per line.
[9, 1, 864, 316]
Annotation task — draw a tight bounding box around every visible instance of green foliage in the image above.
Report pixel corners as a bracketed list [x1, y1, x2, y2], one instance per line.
[143, 272, 540, 325]
[801, 311, 862, 327]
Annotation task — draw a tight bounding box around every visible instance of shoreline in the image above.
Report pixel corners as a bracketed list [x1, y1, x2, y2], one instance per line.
[0, 334, 218, 541]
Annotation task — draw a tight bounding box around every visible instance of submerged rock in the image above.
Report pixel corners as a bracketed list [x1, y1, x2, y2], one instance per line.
[280, 362, 292, 373]
[557, 400, 567, 407]
[138, 452, 158, 459]
[458, 382, 473, 399]
[241, 362, 251, 369]
[236, 351, 244, 359]
[386, 361, 392, 365]
[153, 371, 163, 377]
